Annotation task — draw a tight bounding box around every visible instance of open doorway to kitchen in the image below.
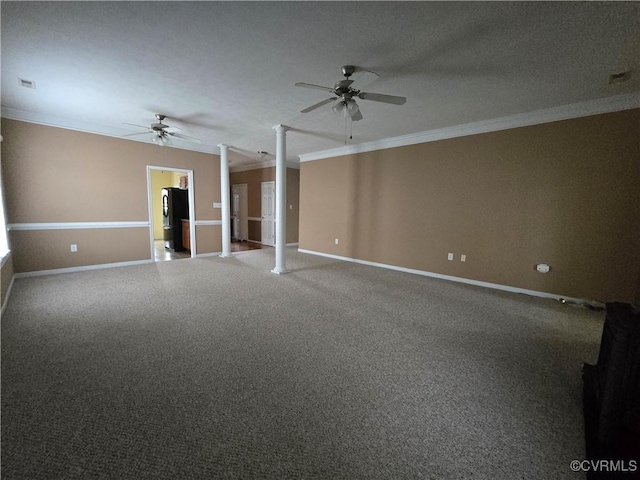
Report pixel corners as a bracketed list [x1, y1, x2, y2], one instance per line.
[147, 166, 195, 262]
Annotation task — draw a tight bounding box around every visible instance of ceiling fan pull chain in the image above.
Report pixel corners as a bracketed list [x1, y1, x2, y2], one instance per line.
[344, 115, 347, 145]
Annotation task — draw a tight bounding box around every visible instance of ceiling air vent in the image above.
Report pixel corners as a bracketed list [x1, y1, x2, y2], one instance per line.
[18, 77, 36, 89]
[608, 70, 631, 84]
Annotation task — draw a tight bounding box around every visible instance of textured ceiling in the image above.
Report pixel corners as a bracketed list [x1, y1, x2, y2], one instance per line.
[1, 1, 639, 166]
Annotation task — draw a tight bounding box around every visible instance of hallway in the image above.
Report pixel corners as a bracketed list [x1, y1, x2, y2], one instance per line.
[153, 240, 191, 262]
[231, 240, 269, 253]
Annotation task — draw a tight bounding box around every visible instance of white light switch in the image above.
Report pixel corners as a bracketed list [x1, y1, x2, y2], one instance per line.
[70, 244, 78, 252]
[461, 254, 466, 262]
[213, 202, 222, 208]
[447, 253, 454, 261]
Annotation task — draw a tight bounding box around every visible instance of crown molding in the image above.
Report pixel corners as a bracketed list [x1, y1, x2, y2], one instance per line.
[230, 159, 300, 173]
[298, 93, 640, 163]
[1, 107, 218, 155]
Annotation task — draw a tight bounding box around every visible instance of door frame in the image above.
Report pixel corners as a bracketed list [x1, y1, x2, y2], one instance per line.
[146, 165, 196, 260]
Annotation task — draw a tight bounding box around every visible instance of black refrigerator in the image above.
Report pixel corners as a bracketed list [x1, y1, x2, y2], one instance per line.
[162, 187, 189, 251]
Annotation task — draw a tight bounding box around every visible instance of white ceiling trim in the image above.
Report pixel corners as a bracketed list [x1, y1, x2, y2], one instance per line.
[0, 107, 219, 156]
[298, 93, 640, 163]
[230, 160, 300, 173]
[3, 92, 638, 166]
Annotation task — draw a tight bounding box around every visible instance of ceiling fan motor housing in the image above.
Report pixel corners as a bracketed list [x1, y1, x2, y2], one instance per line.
[334, 79, 356, 95]
[151, 114, 168, 131]
[341, 65, 356, 78]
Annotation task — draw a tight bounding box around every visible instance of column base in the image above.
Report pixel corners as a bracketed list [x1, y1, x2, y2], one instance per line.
[271, 267, 290, 275]
[219, 253, 234, 258]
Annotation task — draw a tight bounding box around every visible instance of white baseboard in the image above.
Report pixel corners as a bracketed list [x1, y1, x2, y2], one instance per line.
[14, 259, 153, 278]
[286, 242, 299, 247]
[195, 251, 223, 258]
[297, 249, 602, 307]
[1, 274, 16, 316]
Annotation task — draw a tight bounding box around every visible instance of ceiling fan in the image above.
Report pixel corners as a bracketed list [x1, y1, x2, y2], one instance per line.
[295, 65, 406, 121]
[124, 114, 201, 146]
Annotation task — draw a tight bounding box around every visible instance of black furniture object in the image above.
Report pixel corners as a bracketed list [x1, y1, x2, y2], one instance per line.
[583, 302, 640, 479]
[162, 187, 189, 252]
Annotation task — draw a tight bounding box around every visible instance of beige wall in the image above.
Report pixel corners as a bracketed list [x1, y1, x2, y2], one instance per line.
[229, 166, 300, 243]
[299, 109, 640, 303]
[1, 119, 221, 273]
[9, 228, 151, 272]
[286, 168, 300, 244]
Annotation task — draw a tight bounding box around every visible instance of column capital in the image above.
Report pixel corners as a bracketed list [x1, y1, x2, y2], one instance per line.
[272, 124, 290, 134]
[217, 143, 229, 151]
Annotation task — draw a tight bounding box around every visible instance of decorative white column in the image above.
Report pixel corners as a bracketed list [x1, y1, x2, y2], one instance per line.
[271, 125, 290, 274]
[218, 144, 232, 258]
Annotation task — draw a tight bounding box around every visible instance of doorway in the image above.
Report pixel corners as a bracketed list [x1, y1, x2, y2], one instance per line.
[261, 181, 275, 246]
[147, 166, 196, 262]
[231, 184, 248, 241]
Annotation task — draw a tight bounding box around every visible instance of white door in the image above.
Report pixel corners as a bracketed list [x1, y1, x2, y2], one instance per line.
[232, 184, 248, 241]
[232, 192, 240, 240]
[261, 181, 275, 246]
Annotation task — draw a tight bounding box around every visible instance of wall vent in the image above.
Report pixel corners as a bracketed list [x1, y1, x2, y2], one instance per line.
[18, 78, 36, 89]
[608, 70, 631, 84]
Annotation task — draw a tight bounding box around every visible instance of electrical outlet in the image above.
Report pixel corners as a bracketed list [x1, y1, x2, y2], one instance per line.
[461, 254, 466, 262]
[70, 244, 78, 252]
[447, 253, 453, 261]
[334, 238, 339, 245]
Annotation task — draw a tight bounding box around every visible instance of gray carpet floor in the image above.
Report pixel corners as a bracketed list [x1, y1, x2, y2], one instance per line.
[1, 248, 604, 479]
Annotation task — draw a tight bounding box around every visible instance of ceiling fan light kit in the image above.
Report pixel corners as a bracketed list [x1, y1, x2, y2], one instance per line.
[152, 133, 170, 147]
[332, 98, 360, 118]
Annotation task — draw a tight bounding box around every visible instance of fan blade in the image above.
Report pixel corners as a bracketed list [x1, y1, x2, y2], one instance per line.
[358, 92, 406, 105]
[164, 126, 183, 133]
[122, 131, 152, 137]
[350, 69, 380, 91]
[168, 132, 202, 144]
[301, 97, 336, 113]
[123, 122, 150, 130]
[294, 82, 335, 93]
[351, 109, 363, 122]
